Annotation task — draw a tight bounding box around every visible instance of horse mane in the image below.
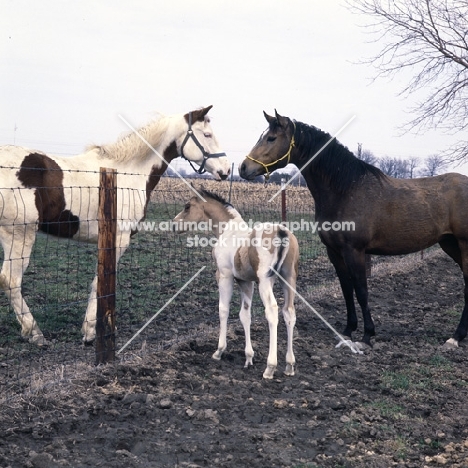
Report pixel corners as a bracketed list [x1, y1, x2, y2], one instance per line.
[200, 189, 233, 207]
[88, 114, 172, 163]
[294, 121, 385, 194]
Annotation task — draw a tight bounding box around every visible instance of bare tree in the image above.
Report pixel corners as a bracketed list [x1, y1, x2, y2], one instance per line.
[378, 156, 410, 178]
[407, 157, 420, 178]
[422, 154, 448, 176]
[356, 143, 378, 165]
[350, 0, 468, 162]
[394, 158, 409, 178]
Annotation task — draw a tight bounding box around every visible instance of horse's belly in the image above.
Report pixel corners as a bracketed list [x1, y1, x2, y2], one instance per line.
[368, 232, 439, 255]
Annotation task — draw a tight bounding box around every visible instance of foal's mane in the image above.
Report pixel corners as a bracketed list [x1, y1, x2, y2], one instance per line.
[89, 114, 172, 163]
[294, 120, 385, 194]
[200, 189, 233, 208]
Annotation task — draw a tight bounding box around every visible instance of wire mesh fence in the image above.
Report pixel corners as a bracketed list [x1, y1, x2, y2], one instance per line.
[0, 172, 431, 398]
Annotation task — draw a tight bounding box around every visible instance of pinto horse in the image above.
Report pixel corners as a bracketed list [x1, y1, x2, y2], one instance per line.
[173, 189, 299, 379]
[240, 110, 468, 348]
[0, 106, 230, 346]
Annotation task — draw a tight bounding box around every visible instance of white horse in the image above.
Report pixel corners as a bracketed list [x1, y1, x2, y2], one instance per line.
[0, 106, 230, 346]
[173, 189, 299, 379]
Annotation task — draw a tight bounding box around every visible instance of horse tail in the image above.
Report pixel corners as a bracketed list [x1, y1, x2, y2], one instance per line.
[267, 227, 290, 278]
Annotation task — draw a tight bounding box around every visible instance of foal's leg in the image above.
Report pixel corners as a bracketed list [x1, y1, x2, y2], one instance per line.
[236, 279, 255, 367]
[82, 231, 130, 343]
[212, 270, 234, 361]
[279, 271, 297, 376]
[0, 225, 46, 345]
[258, 277, 279, 379]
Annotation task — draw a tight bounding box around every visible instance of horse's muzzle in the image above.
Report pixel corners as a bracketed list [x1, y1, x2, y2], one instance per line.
[239, 161, 261, 180]
[218, 169, 229, 181]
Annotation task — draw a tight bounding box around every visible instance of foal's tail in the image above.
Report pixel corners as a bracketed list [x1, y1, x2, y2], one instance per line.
[267, 227, 290, 278]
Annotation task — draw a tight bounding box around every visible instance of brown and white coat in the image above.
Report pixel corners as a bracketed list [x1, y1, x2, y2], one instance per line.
[0, 106, 230, 345]
[173, 190, 299, 379]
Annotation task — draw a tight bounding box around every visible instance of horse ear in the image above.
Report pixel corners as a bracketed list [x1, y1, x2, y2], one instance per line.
[274, 110, 290, 129]
[263, 111, 277, 126]
[190, 105, 213, 123]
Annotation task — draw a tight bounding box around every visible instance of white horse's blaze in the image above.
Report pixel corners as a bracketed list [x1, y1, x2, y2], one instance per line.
[173, 190, 299, 379]
[0, 106, 229, 345]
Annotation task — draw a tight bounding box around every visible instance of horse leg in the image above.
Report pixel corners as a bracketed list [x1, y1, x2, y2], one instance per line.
[279, 270, 296, 376]
[212, 270, 234, 361]
[326, 246, 358, 338]
[452, 270, 468, 345]
[82, 232, 130, 344]
[236, 279, 255, 367]
[441, 238, 468, 347]
[343, 249, 375, 346]
[0, 225, 46, 345]
[258, 278, 279, 379]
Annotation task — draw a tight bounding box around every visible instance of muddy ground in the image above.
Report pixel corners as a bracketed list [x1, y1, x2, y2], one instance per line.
[1, 250, 468, 468]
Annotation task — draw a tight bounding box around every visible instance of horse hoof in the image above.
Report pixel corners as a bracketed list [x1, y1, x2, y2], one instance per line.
[29, 335, 49, 347]
[335, 339, 364, 354]
[442, 338, 459, 351]
[244, 355, 254, 368]
[284, 364, 295, 376]
[262, 365, 276, 379]
[83, 338, 95, 347]
[355, 341, 371, 351]
[212, 351, 222, 361]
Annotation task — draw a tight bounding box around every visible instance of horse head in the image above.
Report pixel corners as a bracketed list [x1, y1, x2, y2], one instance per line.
[178, 106, 231, 180]
[239, 110, 295, 181]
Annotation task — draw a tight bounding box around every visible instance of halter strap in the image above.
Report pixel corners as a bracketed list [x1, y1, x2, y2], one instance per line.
[180, 112, 226, 175]
[246, 122, 296, 181]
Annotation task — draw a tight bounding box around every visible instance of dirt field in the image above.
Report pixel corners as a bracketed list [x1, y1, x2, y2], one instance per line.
[1, 249, 468, 468]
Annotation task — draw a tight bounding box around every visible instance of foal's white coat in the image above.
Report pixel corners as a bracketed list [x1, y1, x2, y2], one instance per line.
[174, 191, 299, 379]
[0, 106, 230, 345]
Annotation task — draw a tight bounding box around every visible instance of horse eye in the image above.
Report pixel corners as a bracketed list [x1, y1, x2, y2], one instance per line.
[184, 203, 190, 211]
[267, 136, 276, 142]
[204, 133, 212, 138]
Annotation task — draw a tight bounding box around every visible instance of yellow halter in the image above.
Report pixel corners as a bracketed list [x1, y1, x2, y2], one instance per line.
[245, 123, 296, 181]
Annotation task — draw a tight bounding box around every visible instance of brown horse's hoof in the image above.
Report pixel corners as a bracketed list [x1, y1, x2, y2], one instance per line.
[442, 338, 459, 351]
[335, 339, 365, 354]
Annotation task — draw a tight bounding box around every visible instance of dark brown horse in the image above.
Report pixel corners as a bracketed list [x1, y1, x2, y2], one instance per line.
[239, 110, 468, 348]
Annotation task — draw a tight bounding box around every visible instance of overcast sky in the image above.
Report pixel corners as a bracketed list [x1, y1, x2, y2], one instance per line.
[1, 0, 466, 176]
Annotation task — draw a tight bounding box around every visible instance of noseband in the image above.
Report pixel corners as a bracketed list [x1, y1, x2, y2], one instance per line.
[180, 112, 226, 174]
[246, 122, 296, 181]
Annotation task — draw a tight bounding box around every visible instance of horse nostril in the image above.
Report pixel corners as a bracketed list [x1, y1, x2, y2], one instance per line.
[240, 163, 246, 173]
[218, 170, 228, 181]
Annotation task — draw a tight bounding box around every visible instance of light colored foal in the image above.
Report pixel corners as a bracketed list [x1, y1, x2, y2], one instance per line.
[174, 189, 299, 379]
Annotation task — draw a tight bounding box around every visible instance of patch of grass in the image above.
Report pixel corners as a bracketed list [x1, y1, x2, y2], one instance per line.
[428, 353, 452, 369]
[377, 353, 458, 401]
[292, 464, 322, 468]
[370, 400, 407, 419]
[390, 436, 408, 460]
[418, 438, 442, 450]
[381, 371, 410, 391]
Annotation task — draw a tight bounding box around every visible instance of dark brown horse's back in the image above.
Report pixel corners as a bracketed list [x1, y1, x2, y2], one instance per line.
[338, 172, 468, 256]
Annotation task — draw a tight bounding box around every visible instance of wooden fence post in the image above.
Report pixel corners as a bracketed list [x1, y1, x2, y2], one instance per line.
[96, 167, 117, 365]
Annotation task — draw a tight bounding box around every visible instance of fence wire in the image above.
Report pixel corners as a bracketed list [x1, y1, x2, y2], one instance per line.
[0, 173, 430, 398]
